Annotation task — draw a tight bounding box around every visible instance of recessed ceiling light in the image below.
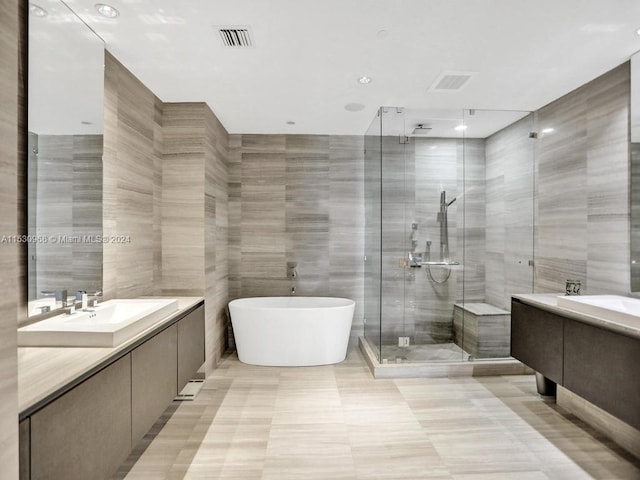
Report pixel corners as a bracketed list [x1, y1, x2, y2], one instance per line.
[95, 3, 119, 18]
[29, 3, 47, 17]
[454, 124, 467, 132]
[358, 76, 372, 85]
[541, 127, 555, 134]
[344, 103, 365, 112]
[286, 121, 296, 125]
[636, 27, 640, 36]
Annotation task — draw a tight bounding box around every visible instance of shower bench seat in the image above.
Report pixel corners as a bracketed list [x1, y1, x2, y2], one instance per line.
[453, 302, 511, 359]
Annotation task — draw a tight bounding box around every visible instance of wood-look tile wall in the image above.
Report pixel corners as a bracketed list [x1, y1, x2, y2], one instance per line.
[0, 0, 21, 475]
[535, 63, 630, 294]
[161, 104, 206, 294]
[484, 115, 535, 309]
[103, 52, 162, 299]
[459, 138, 488, 304]
[228, 134, 364, 346]
[205, 106, 230, 367]
[161, 103, 229, 371]
[103, 58, 230, 371]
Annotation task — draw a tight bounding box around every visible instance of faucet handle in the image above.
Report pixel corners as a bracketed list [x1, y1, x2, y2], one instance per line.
[287, 262, 298, 278]
[87, 290, 103, 307]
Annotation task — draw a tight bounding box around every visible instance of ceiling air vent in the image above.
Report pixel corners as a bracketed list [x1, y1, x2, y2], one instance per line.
[217, 26, 254, 47]
[428, 71, 477, 92]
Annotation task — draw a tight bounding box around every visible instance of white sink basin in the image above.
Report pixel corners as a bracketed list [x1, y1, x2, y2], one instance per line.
[18, 298, 179, 347]
[557, 295, 640, 327]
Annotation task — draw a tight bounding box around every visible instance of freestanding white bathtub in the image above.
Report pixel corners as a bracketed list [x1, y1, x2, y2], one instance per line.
[228, 296, 355, 366]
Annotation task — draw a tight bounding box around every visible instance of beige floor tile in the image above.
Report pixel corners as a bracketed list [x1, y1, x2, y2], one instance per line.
[267, 423, 352, 456]
[451, 472, 548, 480]
[262, 455, 357, 480]
[115, 350, 640, 480]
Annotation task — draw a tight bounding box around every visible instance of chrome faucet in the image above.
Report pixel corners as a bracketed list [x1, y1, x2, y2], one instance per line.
[87, 290, 103, 308]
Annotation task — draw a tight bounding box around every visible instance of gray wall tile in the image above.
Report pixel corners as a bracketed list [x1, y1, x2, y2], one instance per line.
[103, 59, 230, 372]
[485, 115, 535, 309]
[0, 0, 21, 475]
[535, 63, 630, 294]
[160, 102, 229, 372]
[103, 52, 161, 300]
[230, 134, 364, 347]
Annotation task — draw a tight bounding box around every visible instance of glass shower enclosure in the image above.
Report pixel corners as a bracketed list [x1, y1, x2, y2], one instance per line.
[364, 107, 535, 364]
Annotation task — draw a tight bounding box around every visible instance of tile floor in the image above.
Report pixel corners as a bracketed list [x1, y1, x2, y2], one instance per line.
[114, 350, 640, 479]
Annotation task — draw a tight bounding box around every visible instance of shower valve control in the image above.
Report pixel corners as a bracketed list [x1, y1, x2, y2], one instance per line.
[398, 336, 410, 347]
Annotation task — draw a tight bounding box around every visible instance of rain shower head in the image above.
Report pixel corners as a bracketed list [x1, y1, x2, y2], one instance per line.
[411, 124, 432, 135]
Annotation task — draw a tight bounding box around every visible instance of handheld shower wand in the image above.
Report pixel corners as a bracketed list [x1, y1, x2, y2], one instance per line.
[438, 191, 456, 262]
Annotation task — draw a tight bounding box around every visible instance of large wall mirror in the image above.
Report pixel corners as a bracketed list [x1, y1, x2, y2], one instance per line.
[28, 0, 104, 316]
[631, 51, 640, 291]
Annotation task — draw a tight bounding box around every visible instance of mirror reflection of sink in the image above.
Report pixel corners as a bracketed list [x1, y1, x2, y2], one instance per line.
[18, 298, 179, 347]
[557, 295, 640, 327]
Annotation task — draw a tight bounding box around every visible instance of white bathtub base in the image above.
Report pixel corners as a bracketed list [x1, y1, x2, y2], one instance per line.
[229, 296, 355, 367]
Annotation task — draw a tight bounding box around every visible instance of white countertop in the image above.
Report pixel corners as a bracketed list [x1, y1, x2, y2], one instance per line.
[18, 296, 203, 416]
[513, 293, 640, 340]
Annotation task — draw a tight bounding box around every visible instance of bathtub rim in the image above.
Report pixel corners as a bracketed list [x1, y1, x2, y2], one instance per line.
[228, 296, 355, 310]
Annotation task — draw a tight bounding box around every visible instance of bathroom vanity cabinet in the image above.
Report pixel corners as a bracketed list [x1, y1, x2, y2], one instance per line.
[511, 300, 564, 384]
[511, 297, 640, 430]
[18, 300, 205, 480]
[30, 356, 132, 480]
[132, 324, 178, 445]
[177, 305, 205, 390]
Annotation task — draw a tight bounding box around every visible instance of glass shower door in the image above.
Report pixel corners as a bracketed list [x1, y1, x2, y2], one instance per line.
[400, 108, 466, 362]
[379, 108, 412, 361]
[363, 106, 535, 365]
[363, 109, 382, 360]
[460, 109, 535, 361]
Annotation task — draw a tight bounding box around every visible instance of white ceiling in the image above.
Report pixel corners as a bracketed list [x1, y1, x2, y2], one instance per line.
[58, 0, 640, 136]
